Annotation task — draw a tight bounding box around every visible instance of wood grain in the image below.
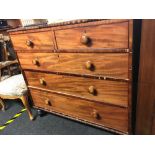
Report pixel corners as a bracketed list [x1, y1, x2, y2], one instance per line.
[138, 22, 155, 85]
[29, 88, 128, 133]
[152, 117, 155, 134]
[55, 21, 129, 49]
[25, 71, 129, 107]
[136, 83, 155, 134]
[8, 20, 129, 34]
[18, 52, 129, 79]
[10, 31, 54, 51]
[136, 20, 155, 134]
[9, 19, 133, 134]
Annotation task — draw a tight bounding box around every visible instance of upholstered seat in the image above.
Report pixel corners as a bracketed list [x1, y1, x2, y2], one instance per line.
[0, 73, 33, 120]
[1, 75, 10, 81]
[0, 74, 27, 96]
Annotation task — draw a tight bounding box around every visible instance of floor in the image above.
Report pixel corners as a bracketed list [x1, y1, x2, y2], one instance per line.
[0, 100, 113, 135]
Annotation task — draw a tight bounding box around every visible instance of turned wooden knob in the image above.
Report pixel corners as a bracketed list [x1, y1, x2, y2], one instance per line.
[92, 110, 100, 119]
[81, 35, 89, 45]
[45, 99, 51, 106]
[40, 78, 46, 85]
[32, 58, 39, 65]
[88, 86, 96, 95]
[26, 40, 33, 47]
[85, 61, 93, 70]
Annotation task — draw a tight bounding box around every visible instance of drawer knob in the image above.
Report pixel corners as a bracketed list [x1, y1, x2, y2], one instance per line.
[88, 86, 96, 95]
[85, 61, 94, 70]
[40, 78, 46, 85]
[92, 110, 100, 119]
[32, 58, 39, 66]
[81, 35, 89, 45]
[45, 99, 51, 106]
[26, 40, 33, 47]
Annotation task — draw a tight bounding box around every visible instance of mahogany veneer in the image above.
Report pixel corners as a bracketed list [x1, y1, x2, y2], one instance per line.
[9, 19, 137, 134]
[25, 71, 128, 107]
[30, 88, 128, 133]
[136, 20, 155, 134]
[18, 52, 129, 79]
[55, 21, 129, 49]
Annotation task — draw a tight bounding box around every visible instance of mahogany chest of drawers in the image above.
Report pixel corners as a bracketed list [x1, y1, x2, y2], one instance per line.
[9, 19, 140, 134]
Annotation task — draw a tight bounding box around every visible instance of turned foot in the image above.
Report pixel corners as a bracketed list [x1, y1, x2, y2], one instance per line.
[37, 109, 47, 117]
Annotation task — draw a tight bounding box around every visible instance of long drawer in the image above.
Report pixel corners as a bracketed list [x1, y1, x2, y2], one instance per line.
[10, 31, 54, 51]
[25, 71, 128, 107]
[55, 21, 129, 49]
[30, 88, 129, 133]
[18, 52, 129, 79]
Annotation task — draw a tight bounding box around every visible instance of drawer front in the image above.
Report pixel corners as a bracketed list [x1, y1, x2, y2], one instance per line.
[55, 21, 129, 49]
[10, 31, 54, 50]
[18, 52, 129, 79]
[30, 88, 128, 133]
[25, 71, 128, 107]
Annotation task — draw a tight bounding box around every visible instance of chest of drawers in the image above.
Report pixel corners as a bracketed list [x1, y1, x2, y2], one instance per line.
[9, 19, 140, 134]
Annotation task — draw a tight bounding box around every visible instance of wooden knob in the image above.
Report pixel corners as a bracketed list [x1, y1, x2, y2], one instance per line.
[40, 78, 46, 85]
[85, 61, 93, 70]
[45, 99, 51, 106]
[81, 35, 89, 45]
[88, 86, 96, 95]
[32, 58, 39, 65]
[92, 110, 100, 119]
[26, 40, 33, 47]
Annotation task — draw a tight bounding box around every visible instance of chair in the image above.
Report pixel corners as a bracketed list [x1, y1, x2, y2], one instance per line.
[0, 60, 33, 120]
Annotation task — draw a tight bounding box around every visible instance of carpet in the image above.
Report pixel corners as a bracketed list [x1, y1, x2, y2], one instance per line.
[0, 100, 113, 135]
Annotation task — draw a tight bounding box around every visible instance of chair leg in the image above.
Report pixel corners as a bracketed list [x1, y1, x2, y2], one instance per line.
[0, 70, 1, 81]
[20, 95, 34, 120]
[0, 98, 5, 111]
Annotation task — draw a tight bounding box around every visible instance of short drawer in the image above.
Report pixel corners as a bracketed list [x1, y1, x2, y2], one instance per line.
[10, 31, 54, 50]
[25, 71, 128, 107]
[55, 21, 129, 49]
[30, 88, 129, 133]
[18, 52, 129, 79]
